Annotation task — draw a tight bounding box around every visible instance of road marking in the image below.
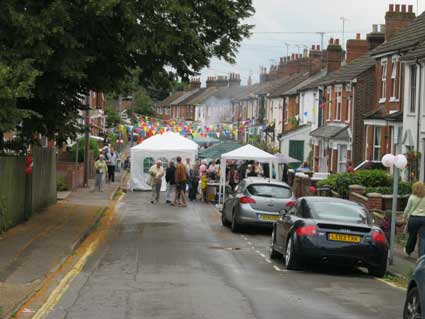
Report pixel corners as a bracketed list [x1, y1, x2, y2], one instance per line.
[259, 253, 266, 258]
[255, 250, 260, 254]
[265, 258, 272, 264]
[376, 278, 407, 291]
[247, 241, 252, 245]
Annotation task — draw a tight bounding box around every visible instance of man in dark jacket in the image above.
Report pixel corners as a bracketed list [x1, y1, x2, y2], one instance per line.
[165, 161, 176, 204]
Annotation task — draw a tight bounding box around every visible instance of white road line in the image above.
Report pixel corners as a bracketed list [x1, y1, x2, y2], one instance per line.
[255, 250, 260, 254]
[259, 253, 266, 258]
[247, 241, 252, 245]
[273, 265, 281, 271]
[265, 258, 272, 264]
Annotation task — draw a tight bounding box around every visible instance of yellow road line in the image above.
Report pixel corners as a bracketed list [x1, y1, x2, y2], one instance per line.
[32, 238, 100, 319]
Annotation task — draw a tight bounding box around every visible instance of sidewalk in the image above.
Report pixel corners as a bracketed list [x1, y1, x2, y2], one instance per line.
[388, 245, 417, 279]
[0, 170, 125, 318]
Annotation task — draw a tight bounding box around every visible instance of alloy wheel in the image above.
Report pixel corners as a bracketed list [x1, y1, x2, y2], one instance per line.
[285, 237, 292, 265]
[404, 287, 421, 319]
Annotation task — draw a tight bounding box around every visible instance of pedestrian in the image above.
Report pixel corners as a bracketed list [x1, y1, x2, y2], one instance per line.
[174, 156, 188, 207]
[254, 161, 264, 176]
[246, 164, 257, 177]
[185, 158, 192, 195]
[94, 154, 108, 192]
[106, 147, 119, 183]
[403, 182, 425, 257]
[200, 170, 208, 202]
[227, 165, 239, 191]
[149, 160, 164, 204]
[189, 160, 200, 201]
[208, 159, 218, 180]
[165, 160, 176, 204]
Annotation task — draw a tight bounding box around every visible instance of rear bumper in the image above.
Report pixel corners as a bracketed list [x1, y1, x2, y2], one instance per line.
[293, 236, 388, 268]
[237, 205, 279, 227]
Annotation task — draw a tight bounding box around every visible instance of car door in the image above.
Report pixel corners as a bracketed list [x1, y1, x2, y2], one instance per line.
[280, 202, 302, 252]
[275, 202, 298, 252]
[225, 181, 245, 220]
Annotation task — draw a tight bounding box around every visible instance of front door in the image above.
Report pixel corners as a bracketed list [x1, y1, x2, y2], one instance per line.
[338, 145, 347, 173]
[289, 140, 304, 166]
[319, 141, 328, 172]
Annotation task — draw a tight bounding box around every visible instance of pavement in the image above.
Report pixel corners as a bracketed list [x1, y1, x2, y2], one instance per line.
[43, 191, 405, 319]
[0, 169, 125, 319]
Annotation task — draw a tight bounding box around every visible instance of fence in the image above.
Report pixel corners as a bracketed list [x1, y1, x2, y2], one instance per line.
[0, 147, 56, 232]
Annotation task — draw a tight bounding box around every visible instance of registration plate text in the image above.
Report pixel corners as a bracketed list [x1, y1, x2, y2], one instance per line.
[260, 214, 279, 221]
[328, 233, 361, 243]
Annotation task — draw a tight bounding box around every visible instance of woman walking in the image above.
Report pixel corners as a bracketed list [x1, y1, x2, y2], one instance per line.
[94, 154, 108, 192]
[403, 182, 425, 257]
[189, 161, 200, 201]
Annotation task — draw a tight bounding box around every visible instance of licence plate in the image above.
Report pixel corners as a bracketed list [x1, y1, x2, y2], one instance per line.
[260, 214, 279, 221]
[328, 233, 361, 243]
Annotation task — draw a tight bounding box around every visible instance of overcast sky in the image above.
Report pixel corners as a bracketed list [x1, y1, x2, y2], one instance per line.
[199, 0, 424, 85]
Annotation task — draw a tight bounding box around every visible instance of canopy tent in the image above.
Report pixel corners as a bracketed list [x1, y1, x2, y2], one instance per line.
[130, 132, 198, 190]
[218, 144, 279, 208]
[199, 141, 242, 159]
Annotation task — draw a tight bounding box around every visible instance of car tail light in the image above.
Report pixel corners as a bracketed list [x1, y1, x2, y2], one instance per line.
[240, 196, 256, 204]
[296, 225, 318, 237]
[286, 200, 296, 208]
[372, 230, 388, 246]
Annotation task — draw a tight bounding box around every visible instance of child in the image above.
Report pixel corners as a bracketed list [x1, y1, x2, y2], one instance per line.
[201, 171, 208, 202]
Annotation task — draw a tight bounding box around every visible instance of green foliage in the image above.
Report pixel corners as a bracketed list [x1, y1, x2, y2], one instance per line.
[0, 0, 254, 148]
[366, 181, 412, 196]
[108, 132, 117, 147]
[132, 87, 155, 116]
[71, 138, 101, 162]
[318, 170, 394, 199]
[56, 175, 68, 192]
[105, 107, 121, 128]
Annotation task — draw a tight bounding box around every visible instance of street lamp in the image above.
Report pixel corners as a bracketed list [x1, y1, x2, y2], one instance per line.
[381, 153, 408, 265]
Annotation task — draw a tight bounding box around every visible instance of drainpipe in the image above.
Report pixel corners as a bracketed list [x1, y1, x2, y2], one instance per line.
[416, 59, 422, 154]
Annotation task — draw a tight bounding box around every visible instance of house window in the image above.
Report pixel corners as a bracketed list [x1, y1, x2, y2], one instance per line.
[391, 60, 398, 98]
[373, 127, 382, 161]
[327, 91, 332, 121]
[346, 96, 351, 123]
[410, 65, 417, 113]
[381, 62, 387, 99]
[336, 102, 342, 121]
[338, 144, 347, 173]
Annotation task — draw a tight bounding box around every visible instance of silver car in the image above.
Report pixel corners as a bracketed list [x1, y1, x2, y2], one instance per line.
[221, 177, 296, 233]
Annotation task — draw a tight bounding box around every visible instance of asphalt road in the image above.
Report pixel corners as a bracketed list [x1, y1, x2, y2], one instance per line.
[46, 192, 405, 319]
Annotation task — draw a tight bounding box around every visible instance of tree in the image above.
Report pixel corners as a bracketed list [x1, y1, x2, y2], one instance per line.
[0, 0, 254, 146]
[132, 88, 155, 116]
[105, 107, 121, 128]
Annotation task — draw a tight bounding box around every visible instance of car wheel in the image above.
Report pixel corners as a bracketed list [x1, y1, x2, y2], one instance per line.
[284, 235, 300, 270]
[221, 210, 231, 227]
[404, 286, 421, 319]
[231, 210, 241, 233]
[270, 228, 281, 259]
[368, 261, 387, 278]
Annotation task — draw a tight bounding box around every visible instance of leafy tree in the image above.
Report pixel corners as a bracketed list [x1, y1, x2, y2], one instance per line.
[71, 138, 101, 162]
[0, 0, 254, 147]
[105, 106, 121, 128]
[131, 88, 155, 116]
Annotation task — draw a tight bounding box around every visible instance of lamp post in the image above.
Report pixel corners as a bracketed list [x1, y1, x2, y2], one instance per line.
[381, 153, 408, 265]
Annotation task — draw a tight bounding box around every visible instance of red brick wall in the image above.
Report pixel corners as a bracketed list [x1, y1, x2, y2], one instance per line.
[57, 162, 84, 191]
[331, 148, 338, 173]
[283, 95, 299, 132]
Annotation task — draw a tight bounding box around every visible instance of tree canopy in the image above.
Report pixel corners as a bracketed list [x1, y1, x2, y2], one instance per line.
[0, 0, 254, 146]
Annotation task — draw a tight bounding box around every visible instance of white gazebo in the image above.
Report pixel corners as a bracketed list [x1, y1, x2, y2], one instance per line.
[130, 132, 198, 190]
[218, 144, 279, 208]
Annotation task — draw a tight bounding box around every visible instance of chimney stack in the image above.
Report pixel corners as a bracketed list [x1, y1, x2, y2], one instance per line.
[189, 77, 201, 90]
[228, 73, 241, 87]
[367, 24, 385, 50]
[326, 38, 342, 73]
[385, 3, 416, 41]
[346, 33, 369, 63]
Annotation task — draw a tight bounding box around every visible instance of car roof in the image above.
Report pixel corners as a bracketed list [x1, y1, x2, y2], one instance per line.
[300, 196, 362, 207]
[243, 177, 291, 188]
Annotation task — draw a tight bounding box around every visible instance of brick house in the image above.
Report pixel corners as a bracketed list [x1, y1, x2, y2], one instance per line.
[310, 33, 382, 173]
[363, 4, 416, 164]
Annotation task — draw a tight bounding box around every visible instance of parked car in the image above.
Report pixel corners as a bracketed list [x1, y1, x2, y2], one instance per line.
[404, 256, 425, 319]
[221, 177, 295, 233]
[270, 197, 388, 277]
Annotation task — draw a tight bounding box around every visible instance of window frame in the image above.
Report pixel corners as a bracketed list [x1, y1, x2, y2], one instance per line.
[381, 61, 387, 100]
[373, 127, 382, 161]
[410, 65, 417, 113]
[391, 59, 398, 99]
[327, 88, 332, 121]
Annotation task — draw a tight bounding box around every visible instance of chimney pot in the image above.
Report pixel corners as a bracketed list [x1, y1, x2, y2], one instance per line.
[372, 24, 378, 33]
[335, 38, 340, 45]
[395, 4, 400, 12]
[401, 4, 406, 12]
[312, 45, 315, 50]
[329, 38, 334, 45]
[408, 5, 413, 13]
[317, 45, 320, 51]
[389, 4, 394, 12]
[356, 33, 361, 40]
[291, 53, 295, 60]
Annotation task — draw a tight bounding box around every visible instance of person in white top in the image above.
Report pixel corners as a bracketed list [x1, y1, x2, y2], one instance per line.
[149, 160, 164, 204]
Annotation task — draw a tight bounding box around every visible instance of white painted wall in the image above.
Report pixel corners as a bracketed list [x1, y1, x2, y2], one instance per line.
[279, 125, 312, 162]
[298, 88, 320, 130]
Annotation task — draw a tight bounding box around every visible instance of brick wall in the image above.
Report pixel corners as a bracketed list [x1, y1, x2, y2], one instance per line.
[283, 95, 299, 132]
[57, 162, 84, 191]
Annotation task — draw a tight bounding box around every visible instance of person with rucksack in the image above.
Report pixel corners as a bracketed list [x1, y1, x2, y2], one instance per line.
[174, 156, 188, 207]
[189, 160, 200, 201]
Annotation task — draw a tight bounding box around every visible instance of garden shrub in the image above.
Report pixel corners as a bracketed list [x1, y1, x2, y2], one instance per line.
[57, 175, 68, 191]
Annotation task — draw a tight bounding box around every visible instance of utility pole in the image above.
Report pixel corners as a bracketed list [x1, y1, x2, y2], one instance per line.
[340, 17, 349, 50]
[83, 93, 90, 188]
[316, 32, 325, 69]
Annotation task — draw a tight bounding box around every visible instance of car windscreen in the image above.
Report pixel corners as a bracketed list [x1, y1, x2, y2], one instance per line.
[309, 202, 371, 224]
[247, 184, 292, 199]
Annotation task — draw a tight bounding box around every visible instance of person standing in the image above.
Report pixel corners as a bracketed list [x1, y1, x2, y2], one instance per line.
[403, 182, 425, 257]
[165, 161, 176, 204]
[185, 158, 192, 195]
[106, 147, 118, 183]
[254, 161, 264, 177]
[189, 160, 200, 201]
[94, 154, 108, 192]
[347, 160, 355, 174]
[174, 156, 188, 207]
[149, 160, 164, 204]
